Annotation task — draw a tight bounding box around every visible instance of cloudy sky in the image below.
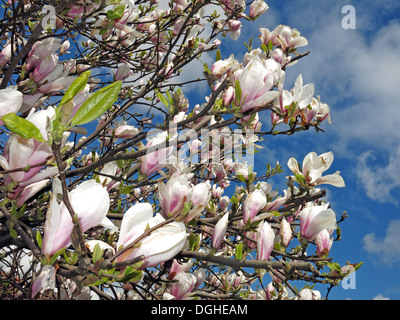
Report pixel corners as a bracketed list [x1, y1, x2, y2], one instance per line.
[176, 0, 400, 299]
[232, 0, 400, 299]
[159, 0, 400, 299]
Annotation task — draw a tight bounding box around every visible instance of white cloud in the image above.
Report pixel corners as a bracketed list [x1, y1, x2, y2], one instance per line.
[362, 219, 400, 265]
[356, 147, 400, 205]
[268, 1, 400, 204]
[372, 293, 390, 300]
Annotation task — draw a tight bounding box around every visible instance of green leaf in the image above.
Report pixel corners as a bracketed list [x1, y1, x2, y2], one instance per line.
[235, 243, 244, 260]
[106, 5, 126, 20]
[118, 266, 143, 282]
[92, 243, 104, 264]
[354, 261, 363, 271]
[70, 81, 121, 127]
[9, 228, 18, 239]
[234, 79, 242, 105]
[36, 230, 42, 248]
[156, 91, 169, 108]
[327, 262, 342, 273]
[2, 113, 45, 142]
[216, 48, 221, 61]
[59, 71, 91, 107]
[48, 247, 66, 265]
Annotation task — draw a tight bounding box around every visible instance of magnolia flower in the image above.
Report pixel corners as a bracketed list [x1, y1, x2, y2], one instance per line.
[116, 203, 187, 268]
[32, 53, 58, 83]
[30, 265, 56, 299]
[243, 189, 266, 224]
[280, 217, 292, 248]
[168, 272, 197, 300]
[140, 130, 174, 176]
[0, 88, 23, 125]
[26, 38, 63, 71]
[233, 52, 280, 113]
[260, 25, 308, 51]
[287, 151, 345, 187]
[249, 0, 268, 19]
[0, 107, 64, 205]
[298, 288, 321, 300]
[211, 211, 230, 249]
[114, 63, 133, 81]
[42, 180, 110, 256]
[211, 55, 240, 78]
[257, 221, 275, 261]
[299, 203, 337, 241]
[158, 175, 192, 218]
[315, 228, 333, 256]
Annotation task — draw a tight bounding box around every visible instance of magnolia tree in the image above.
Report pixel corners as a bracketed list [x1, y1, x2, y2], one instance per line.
[0, 0, 361, 300]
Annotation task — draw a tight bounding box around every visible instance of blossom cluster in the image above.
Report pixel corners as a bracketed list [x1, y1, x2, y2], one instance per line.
[0, 0, 359, 300]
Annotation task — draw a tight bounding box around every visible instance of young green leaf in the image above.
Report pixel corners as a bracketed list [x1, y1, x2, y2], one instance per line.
[70, 81, 122, 127]
[2, 113, 46, 142]
[106, 5, 126, 20]
[59, 70, 90, 107]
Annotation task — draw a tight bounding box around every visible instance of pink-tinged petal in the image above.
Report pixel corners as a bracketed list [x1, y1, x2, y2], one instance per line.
[211, 211, 230, 249]
[315, 173, 345, 188]
[0, 88, 23, 124]
[16, 179, 51, 207]
[243, 189, 266, 224]
[117, 202, 153, 249]
[68, 180, 110, 232]
[300, 205, 337, 241]
[257, 221, 275, 261]
[42, 195, 62, 256]
[30, 265, 56, 298]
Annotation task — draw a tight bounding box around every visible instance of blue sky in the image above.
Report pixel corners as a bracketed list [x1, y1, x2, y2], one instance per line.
[177, 0, 400, 299]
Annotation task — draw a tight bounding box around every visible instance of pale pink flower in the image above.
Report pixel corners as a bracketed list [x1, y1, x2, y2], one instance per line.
[42, 180, 110, 256]
[299, 204, 337, 241]
[116, 203, 187, 268]
[287, 151, 345, 187]
[315, 228, 334, 256]
[257, 221, 275, 261]
[243, 189, 266, 224]
[211, 211, 230, 249]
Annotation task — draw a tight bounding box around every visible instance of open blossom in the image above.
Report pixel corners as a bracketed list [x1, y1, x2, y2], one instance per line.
[168, 272, 197, 300]
[116, 203, 187, 268]
[249, 0, 268, 19]
[233, 50, 281, 113]
[300, 203, 337, 241]
[42, 179, 110, 256]
[259, 25, 308, 51]
[287, 151, 345, 187]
